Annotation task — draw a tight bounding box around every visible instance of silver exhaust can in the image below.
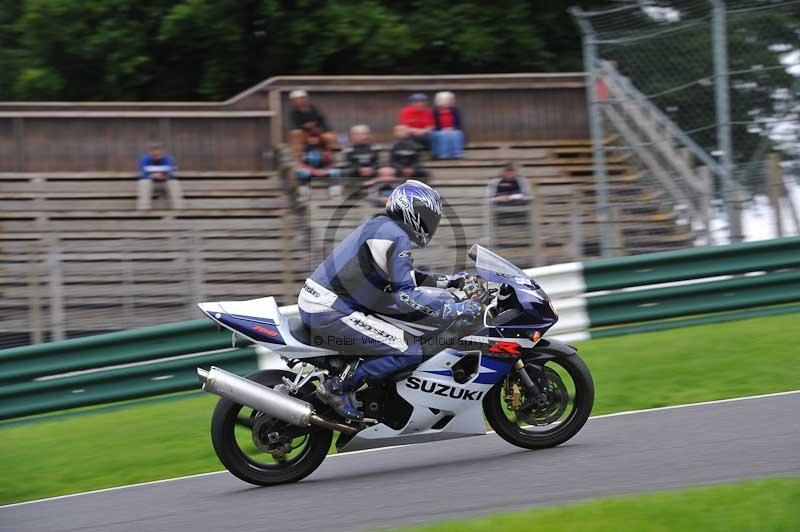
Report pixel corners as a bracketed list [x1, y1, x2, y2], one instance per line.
[197, 366, 312, 427]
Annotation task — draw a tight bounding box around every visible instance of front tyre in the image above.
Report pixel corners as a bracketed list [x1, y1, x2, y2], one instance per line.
[484, 354, 594, 450]
[210, 370, 333, 486]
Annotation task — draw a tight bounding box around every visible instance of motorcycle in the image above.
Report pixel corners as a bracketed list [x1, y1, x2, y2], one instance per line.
[196, 244, 594, 486]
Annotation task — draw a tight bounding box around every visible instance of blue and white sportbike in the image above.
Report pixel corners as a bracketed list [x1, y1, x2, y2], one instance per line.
[196, 245, 594, 486]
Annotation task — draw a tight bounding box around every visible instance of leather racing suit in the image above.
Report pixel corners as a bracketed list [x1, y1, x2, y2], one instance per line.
[298, 214, 463, 382]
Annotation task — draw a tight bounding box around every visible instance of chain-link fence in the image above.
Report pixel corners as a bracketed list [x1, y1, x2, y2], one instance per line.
[573, 0, 800, 249]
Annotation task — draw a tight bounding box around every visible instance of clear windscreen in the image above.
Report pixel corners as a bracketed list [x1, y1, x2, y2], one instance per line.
[468, 244, 528, 279]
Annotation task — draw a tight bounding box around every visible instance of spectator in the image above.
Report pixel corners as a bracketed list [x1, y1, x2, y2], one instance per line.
[137, 142, 184, 210]
[431, 91, 465, 160]
[296, 130, 342, 201]
[365, 167, 400, 207]
[398, 93, 434, 148]
[289, 89, 337, 159]
[487, 163, 532, 206]
[390, 125, 430, 182]
[342, 124, 381, 187]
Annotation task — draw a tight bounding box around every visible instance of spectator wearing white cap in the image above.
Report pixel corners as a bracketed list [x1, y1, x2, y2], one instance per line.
[431, 91, 465, 159]
[289, 89, 337, 159]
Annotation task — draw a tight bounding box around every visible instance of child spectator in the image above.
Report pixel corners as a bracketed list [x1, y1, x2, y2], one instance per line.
[296, 131, 342, 201]
[289, 89, 337, 159]
[487, 163, 532, 205]
[136, 142, 184, 210]
[366, 167, 401, 207]
[390, 125, 430, 182]
[431, 91, 465, 159]
[398, 93, 434, 148]
[342, 124, 381, 187]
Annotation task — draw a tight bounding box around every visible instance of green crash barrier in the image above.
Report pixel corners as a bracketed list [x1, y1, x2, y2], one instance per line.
[0, 319, 231, 385]
[583, 236, 800, 292]
[590, 303, 800, 338]
[587, 268, 800, 326]
[0, 347, 257, 420]
[2, 236, 800, 420]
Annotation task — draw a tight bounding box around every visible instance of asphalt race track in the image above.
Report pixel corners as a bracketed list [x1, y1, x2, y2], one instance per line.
[2, 392, 799, 532]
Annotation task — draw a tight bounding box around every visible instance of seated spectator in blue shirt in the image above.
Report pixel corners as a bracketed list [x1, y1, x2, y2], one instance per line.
[136, 143, 184, 210]
[431, 91, 465, 160]
[296, 131, 342, 201]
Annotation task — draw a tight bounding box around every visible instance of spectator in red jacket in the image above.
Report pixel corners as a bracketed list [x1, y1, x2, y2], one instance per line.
[398, 93, 434, 148]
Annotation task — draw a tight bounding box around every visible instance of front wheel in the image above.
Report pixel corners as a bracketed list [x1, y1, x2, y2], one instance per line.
[210, 370, 333, 486]
[484, 354, 594, 450]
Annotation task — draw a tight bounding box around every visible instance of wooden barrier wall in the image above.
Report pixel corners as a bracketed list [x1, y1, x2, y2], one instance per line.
[0, 74, 587, 172]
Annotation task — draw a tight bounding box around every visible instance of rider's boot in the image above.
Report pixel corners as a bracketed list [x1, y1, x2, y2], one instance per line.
[316, 373, 364, 421]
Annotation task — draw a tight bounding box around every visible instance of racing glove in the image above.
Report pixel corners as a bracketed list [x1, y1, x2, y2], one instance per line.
[436, 271, 470, 290]
[445, 299, 484, 323]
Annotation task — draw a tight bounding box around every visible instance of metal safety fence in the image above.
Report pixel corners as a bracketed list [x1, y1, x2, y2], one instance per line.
[572, 0, 800, 251]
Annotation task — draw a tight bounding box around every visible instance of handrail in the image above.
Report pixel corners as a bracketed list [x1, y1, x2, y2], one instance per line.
[0, 110, 274, 118]
[599, 61, 727, 181]
[0, 72, 587, 109]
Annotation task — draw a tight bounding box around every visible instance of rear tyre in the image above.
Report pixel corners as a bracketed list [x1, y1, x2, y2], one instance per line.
[484, 354, 594, 450]
[210, 370, 333, 486]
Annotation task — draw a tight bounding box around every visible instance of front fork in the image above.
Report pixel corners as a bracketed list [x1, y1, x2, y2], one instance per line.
[513, 359, 549, 408]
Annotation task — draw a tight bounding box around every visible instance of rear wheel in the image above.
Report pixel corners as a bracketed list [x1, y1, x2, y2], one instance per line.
[210, 370, 332, 486]
[484, 354, 594, 450]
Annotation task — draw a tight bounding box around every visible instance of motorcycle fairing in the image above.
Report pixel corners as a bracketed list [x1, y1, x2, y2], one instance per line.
[338, 348, 515, 452]
[198, 298, 335, 356]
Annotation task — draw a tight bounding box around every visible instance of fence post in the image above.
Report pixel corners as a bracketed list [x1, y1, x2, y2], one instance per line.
[190, 231, 206, 309]
[47, 238, 65, 341]
[608, 205, 624, 257]
[767, 153, 784, 238]
[710, 0, 743, 243]
[572, 7, 612, 257]
[526, 202, 536, 269]
[530, 183, 543, 267]
[486, 195, 497, 250]
[27, 252, 44, 344]
[698, 166, 714, 245]
[269, 89, 283, 154]
[122, 249, 135, 324]
[569, 192, 584, 261]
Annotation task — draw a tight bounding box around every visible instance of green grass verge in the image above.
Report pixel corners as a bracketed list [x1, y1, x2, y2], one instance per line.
[2, 313, 799, 504]
[389, 477, 800, 532]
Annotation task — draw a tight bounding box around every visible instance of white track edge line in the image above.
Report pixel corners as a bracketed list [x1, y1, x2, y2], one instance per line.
[2, 388, 798, 510]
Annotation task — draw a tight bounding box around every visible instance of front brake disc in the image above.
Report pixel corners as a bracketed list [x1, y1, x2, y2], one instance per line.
[517, 367, 568, 426]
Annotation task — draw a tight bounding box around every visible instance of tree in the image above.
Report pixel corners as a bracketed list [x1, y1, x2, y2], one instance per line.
[0, 0, 608, 101]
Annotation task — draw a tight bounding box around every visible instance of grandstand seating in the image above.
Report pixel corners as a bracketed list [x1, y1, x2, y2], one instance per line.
[297, 139, 692, 272]
[0, 143, 691, 345]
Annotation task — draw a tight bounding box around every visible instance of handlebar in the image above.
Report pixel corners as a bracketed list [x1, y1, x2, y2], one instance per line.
[454, 274, 497, 325]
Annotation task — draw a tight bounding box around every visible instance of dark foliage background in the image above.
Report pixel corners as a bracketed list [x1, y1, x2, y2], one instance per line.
[0, 0, 612, 101]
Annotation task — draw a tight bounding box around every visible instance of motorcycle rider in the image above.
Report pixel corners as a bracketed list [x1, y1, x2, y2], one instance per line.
[298, 180, 483, 420]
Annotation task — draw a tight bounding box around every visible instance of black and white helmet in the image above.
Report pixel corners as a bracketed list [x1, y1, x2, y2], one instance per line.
[386, 180, 443, 247]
